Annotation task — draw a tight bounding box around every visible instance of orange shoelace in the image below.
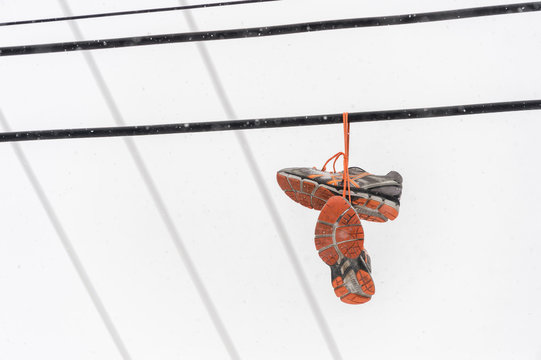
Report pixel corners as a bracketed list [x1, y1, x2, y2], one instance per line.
[320, 112, 352, 202]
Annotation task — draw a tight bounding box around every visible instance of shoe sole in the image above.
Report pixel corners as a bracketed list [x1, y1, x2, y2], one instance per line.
[277, 171, 399, 222]
[331, 259, 374, 304]
[315, 196, 375, 304]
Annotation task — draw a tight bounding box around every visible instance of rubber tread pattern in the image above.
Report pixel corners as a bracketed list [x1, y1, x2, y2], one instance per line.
[277, 171, 399, 223]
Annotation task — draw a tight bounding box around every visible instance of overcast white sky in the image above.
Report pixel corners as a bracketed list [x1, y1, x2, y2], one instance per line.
[1, 1, 540, 359]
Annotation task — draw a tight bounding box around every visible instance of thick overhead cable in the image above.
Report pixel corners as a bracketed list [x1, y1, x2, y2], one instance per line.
[1, 100, 539, 143]
[1, 2, 540, 56]
[0, 0, 277, 27]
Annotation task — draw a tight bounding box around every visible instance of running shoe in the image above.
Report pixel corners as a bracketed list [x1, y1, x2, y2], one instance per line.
[315, 196, 375, 304]
[277, 166, 402, 223]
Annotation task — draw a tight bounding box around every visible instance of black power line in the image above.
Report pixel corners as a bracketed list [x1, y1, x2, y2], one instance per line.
[0, 0, 278, 27]
[1, 2, 540, 57]
[1, 100, 539, 143]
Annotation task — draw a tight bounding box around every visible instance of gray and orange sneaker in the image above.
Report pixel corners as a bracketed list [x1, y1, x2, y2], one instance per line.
[315, 196, 375, 304]
[277, 166, 402, 223]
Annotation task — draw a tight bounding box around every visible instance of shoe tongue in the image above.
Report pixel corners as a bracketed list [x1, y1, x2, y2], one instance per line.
[385, 171, 403, 184]
[348, 166, 366, 173]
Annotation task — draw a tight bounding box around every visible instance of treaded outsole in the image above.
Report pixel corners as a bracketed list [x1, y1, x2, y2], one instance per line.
[316, 196, 375, 304]
[277, 171, 399, 223]
[315, 196, 364, 265]
[331, 269, 374, 304]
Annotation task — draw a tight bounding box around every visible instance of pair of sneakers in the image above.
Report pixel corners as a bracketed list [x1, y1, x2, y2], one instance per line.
[276, 166, 403, 304]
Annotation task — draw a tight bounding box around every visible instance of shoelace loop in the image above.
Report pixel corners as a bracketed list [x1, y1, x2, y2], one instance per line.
[320, 112, 352, 202]
[342, 112, 351, 201]
[321, 152, 344, 173]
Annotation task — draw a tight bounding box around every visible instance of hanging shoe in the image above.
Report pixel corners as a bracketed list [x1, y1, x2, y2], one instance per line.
[315, 196, 375, 304]
[277, 166, 402, 223]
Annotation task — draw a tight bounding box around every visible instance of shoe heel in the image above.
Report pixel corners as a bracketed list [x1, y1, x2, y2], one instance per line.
[331, 262, 373, 304]
[352, 197, 400, 222]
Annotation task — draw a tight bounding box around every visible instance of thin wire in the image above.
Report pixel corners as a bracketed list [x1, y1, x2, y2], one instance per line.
[56, 1, 240, 359]
[0, 110, 133, 360]
[179, 2, 343, 359]
[0, 0, 277, 27]
[1, 99, 540, 143]
[1, 2, 540, 56]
